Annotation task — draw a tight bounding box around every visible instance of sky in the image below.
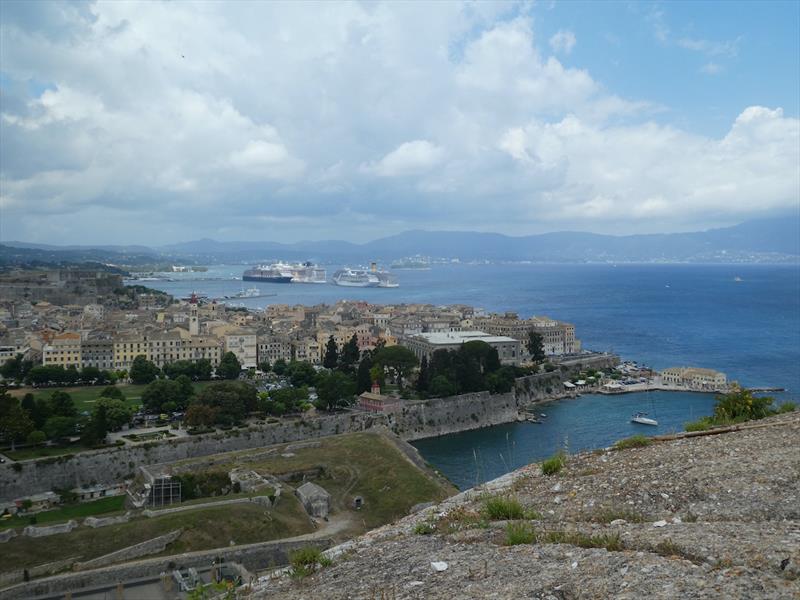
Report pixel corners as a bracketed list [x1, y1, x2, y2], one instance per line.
[0, 0, 798, 246]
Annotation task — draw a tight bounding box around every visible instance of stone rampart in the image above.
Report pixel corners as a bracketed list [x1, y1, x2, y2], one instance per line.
[1, 538, 332, 600]
[22, 520, 78, 538]
[1, 372, 588, 501]
[73, 529, 182, 571]
[83, 513, 130, 528]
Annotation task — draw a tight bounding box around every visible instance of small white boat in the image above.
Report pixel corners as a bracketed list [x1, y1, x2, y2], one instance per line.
[631, 412, 658, 426]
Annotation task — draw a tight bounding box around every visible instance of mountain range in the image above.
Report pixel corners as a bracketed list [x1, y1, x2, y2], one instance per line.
[2, 217, 798, 266]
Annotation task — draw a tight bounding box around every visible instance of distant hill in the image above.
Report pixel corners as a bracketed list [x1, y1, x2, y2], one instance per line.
[3, 216, 799, 265]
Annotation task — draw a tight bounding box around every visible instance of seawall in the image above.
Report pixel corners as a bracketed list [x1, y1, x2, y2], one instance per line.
[0, 362, 615, 501]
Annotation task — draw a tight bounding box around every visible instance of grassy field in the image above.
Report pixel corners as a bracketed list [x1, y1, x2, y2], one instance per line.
[1, 496, 312, 574]
[0, 496, 126, 530]
[9, 381, 213, 413]
[3, 443, 117, 461]
[206, 431, 456, 532]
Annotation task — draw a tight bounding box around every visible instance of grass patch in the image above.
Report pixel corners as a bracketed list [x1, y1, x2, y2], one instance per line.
[414, 520, 437, 535]
[542, 530, 623, 552]
[505, 521, 535, 545]
[4, 444, 107, 461]
[0, 496, 312, 574]
[776, 402, 796, 414]
[482, 495, 525, 520]
[613, 434, 653, 450]
[0, 495, 126, 530]
[541, 451, 566, 476]
[289, 546, 329, 579]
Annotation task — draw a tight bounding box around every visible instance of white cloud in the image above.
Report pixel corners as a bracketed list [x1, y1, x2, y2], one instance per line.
[369, 140, 445, 177]
[0, 2, 797, 244]
[549, 29, 576, 55]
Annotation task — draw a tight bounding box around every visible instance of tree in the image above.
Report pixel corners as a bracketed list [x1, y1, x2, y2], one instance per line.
[185, 403, 218, 428]
[340, 334, 360, 371]
[258, 361, 271, 373]
[21, 393, 48, 430]
[82, 402, 109, 446]
[141, 379, 187, 413]
[356, 352, 374, 394]
[315, 371, 356, 411]
[43, 416, 77, 441]
[526, 331, 546, 363]
[323, 335, 338, 369]
[95, 397, 132, 430]
[174, 374, 195, 405]
[101, 386, 126, 401]
[217, 352, 242, 380]
[287, 361, 317, 388]
[0, 354, 33, 382]
[269, 387, 309, 413]
[129, 355, 160, 385]
[194, 359, 213, 381]
[26, 430, 46, 445]
[196, 381, 257, 425]
[48, 391, 77, 418]
[0, 402, 33, 450]
[373, 346, 418, 390]
[80, 366, 101, 383]
[272, 359, 288, 376]
[429, 375, 457, 398]
[416, 355, 430, 394]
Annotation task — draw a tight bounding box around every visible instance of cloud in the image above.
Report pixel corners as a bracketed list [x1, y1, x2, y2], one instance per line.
[549, 30, 576, 55]
[677, 36, 740, 58]
[0, 2, 797, 244]
[368, 140, 445, 177]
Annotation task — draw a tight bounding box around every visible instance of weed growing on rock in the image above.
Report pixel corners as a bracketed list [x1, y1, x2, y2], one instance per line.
[613, 435, 652, 450]
[289, 546, 329, 579]
[541, 451, 566, 476]
[542, 530, 623, 552]
[505, 521, 535, 545]
[482, 495, 525, 520]
[413, 520, 436, 535]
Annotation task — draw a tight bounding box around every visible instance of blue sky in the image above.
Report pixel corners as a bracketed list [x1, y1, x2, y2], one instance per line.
[0, 0, 798, 245]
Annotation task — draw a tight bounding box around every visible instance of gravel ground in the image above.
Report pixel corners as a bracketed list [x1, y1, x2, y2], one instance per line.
[252, 414, 800, 599]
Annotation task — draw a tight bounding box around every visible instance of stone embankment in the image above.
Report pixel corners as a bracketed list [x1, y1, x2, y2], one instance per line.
[0, 358, 613, 501]
[254, 413, 800, 599]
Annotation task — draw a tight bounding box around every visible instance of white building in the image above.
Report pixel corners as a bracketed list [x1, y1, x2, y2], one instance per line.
[401, 330, 522, 365]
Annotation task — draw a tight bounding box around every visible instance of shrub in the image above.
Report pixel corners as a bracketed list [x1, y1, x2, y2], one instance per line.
[414, 520, 436, 535]
[776, 402, 796, 414]
[541, 451, 566, 476]
[289, 547, 327, 578]
[482, 495, 525, 520]
[543, 530, 623, 551]
[613, 435, 652, 450]
[684, 416, 715, 432]
[505, 521, 535, 545]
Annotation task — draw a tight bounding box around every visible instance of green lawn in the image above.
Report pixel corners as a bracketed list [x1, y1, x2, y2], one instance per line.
[10, 381, 213, 413]
[4, 443, 115, 461]
[1, 495, 126, 530]
[1, 497, 312, 574]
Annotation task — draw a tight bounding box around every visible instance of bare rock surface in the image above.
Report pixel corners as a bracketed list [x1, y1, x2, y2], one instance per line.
[254, 414, 800, 599]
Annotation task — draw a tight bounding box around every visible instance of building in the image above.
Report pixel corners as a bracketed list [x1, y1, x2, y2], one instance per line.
[473, 313, 580, 356]
[257, 335, 293, 365]
[661, 367, 727, 390]
[224, 330, 258, 369]
[81, 337, 115, 370]
[401, 330, 522, 365]
[295, 482, 331, 518]
[42, 332, 83, 368]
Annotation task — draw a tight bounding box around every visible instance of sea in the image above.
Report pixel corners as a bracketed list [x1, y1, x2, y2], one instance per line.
[137, 262, 800, 490]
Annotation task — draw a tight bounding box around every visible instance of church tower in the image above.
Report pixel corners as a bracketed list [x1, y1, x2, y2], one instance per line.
[189, 292, 199, 336]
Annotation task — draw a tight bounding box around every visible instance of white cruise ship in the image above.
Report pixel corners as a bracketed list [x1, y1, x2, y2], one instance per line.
[332, 263, 398, 288]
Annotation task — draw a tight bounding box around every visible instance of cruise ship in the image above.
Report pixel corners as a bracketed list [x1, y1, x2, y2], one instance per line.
[332, 263, 398, 288]
[242, 262, 326, 284]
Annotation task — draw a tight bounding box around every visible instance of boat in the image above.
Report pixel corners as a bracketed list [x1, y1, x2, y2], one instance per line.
[230, 287, 261, 298]
[631, 412, 658, 426]
[332, 263, 398, 288]
[243, 262, 326, 283]
[734, 276, 743, 282]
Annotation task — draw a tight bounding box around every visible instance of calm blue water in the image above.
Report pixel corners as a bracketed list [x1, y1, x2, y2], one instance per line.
[140, 262, 800, 489]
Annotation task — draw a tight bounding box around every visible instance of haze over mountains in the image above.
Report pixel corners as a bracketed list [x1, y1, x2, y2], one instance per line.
[2, 217, 799, 266]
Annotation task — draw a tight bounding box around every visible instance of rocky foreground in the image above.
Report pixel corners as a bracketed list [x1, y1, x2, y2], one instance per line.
[254, 414, 800, 599]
